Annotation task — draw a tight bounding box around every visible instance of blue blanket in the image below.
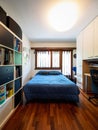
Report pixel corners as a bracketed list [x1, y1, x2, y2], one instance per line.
[23, 71, 80, 102]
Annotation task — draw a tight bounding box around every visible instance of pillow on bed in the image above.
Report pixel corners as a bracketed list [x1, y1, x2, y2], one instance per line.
[36, 71, 62, 75]
[36, 71, 49, 75]
[48, 71, 62, 75]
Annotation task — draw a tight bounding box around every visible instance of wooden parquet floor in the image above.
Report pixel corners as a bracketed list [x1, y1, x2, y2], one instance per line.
[2, 92, 98, 130]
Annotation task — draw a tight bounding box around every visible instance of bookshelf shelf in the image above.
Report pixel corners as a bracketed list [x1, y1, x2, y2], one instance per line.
[0, 7, 23, 127]
[0, 22, 22, 109]
[0, 44, 14, 51]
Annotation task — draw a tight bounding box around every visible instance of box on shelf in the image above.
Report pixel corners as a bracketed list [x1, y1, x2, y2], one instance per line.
[0, 85, 6, 105]
[6, 16, 22, 39]
[0, 94, 6, 105]
[0, 7, 7, 25]
[6, 82, 13, 98]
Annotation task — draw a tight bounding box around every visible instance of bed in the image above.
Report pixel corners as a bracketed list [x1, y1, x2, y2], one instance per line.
[23, 71, 80, 103]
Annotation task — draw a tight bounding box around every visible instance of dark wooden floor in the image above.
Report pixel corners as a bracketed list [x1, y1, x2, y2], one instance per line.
[2, 92, 98, 130]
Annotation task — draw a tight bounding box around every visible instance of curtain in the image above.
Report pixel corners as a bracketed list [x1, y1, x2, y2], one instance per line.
[62, 51, 71, 76]
[37, 51, 50, 67]
[52, 51, 60, 67]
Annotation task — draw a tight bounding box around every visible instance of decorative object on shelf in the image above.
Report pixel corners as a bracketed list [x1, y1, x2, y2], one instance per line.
[0, 85, 6, 105]
[73, 53, 76, 59]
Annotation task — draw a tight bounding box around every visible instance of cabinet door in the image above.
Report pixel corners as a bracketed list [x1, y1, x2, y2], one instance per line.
[77, 31, 83, 60]
[83, 21, 94, 59]
[14, 78, 21, 93]
[14, 90, 22, 108]
[94, 17, 98, 57]
[0, 25, 14, 49]
[0, 66, 14, 85]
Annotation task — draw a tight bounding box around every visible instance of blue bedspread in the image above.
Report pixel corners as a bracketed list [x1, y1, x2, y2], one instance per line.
[23, 71, 80, 102]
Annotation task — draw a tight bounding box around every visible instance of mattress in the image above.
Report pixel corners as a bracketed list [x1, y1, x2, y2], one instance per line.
[23, 71, 80, 102]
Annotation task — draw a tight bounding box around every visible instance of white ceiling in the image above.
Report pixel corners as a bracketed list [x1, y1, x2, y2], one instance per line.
[0, 0, 98, 42]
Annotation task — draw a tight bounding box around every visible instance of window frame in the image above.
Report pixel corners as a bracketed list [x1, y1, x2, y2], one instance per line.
[33, 48, 75, 77]
[35, 49, 61, 69]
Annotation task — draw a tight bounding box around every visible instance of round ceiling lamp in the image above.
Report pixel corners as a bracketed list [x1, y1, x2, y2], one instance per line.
[48, 2, 79, 32]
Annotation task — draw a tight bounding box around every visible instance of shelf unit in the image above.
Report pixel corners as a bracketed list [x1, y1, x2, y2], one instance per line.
[0, 21, 22, 127]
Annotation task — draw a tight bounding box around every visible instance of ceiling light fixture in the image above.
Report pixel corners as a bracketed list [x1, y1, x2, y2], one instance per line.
[48, 2, 79, 32]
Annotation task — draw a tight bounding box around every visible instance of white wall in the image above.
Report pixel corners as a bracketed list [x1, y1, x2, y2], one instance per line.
[22, 34, 31, 85]
[30, 42, 76, 48]
[30, 42, 76, 76]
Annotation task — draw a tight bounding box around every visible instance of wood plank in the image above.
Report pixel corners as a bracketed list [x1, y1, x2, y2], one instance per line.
[1, 92, 98, 130]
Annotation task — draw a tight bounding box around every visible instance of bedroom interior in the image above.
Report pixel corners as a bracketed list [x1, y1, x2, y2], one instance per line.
[0, 0, 98, 130]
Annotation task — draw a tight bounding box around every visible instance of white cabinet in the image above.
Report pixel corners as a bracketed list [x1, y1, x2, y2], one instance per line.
[77, 31, 83, 60]
[77, 16, 98, 90]
[83, 16, 98, 60]
[94, 17, 98, 57]
[83, 20, 94, 59]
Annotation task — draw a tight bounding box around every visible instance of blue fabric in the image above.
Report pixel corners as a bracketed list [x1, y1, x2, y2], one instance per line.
[48, 71, 62, 75]
[36, 70, 62, 75]
[36, 71, 49, 75]
[23, 73, 80, 102]
[72, 67, 77, 75]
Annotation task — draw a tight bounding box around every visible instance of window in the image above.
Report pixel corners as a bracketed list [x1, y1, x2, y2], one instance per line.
[34, 48, 73, 78]
[35, 50, 60, 69]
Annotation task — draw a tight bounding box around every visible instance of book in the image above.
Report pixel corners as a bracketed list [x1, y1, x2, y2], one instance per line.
[0, 48, 5, 65]
[9, 51, 13, 64]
